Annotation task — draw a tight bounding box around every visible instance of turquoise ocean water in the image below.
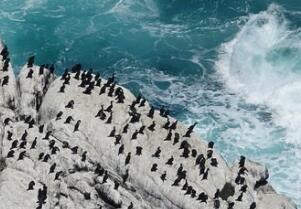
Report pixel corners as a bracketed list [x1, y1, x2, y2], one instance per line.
[0, 0, 300, 206]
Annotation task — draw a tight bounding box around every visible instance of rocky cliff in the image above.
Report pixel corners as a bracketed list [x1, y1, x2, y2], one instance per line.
[0, 42, 297, 209]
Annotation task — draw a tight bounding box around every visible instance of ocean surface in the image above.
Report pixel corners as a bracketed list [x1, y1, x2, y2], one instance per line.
[0, 0, 300, 206]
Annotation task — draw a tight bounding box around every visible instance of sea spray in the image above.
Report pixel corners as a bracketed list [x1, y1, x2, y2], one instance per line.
[216, 3, 301, 203]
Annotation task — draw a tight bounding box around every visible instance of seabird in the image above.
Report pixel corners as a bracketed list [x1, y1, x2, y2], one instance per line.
[163, 118, 170, 129]
[39, 124, 44, 133]
[83, 192, 91, 200]
[139, 98, 146, 107]
[180, 147, 190, 158]
[43, 154, 51, 162]
[173, 133, 180, 145]
[6, 130, 13, 141]
[147, 106, 155, 118]
[65, 100, 74, 109]
[160, 171, 167, 182]
[211, 158, 218, 167]
[73, 120, 81, 132]
[135, 146, 143, 156]
[182, 180, 188, 190]
[147, 121, 156, 132]
[169, 120, 177, 130]
[2, 75, 9, 86]
[130, 112, 141, 123]
[197, 192, 208, 203]
[152, 147, 161, 158]
[239, 156, 246, 168]
[106, 112, 112, 124]
[61, 68, 69, 80]
[56, 111, 63, 120]
[109, 127, 116, 137]
[49, 163, 56, 173]
[26, 68, 34, 78]
[128, 202, 133, 209]
[18, 151, 26, 160]
[28, 118, 35, 128]
[138, 125, 145, 134]
[27, 181, 35, 190]
[122, 124, 129, 133]
[71, 146, 78, 154]
[207, 150, 213, 159]
[202, 168, 209, 180]
[236, 192, 243, 201]
[166, 156, 174, 165]
[254, 178, 268, 189]
[105, 101, 113, 112]
[125, 152, 131, 165]
[59, 84, 65, 93]
[118, 144, 124, 155]
[208, 141, 214, 149]
[43, 131, 52, 140]
[10, 140, 18, 149]
[114, 135, 122, 145]
[99, 85, 106, 95]
[20, 130, 28, 141]
[4, 117, 12, 126]
[151, 163, 158, 172]
[3, 58, 9, 71]
[250, 202, 256, 209]
[6, 150, 14, 158]
[183, 122, 197, 137]
[164, 130, 172, 141]
[214, 189, 220, 199]
[54, 171, 63, 181]
[39, 65, 44, 75]
[240, 185, 248, 193]
[27, 56, 35, 67]
[19, 141, 27, 149]
[49, 64, 55, 74]
[51, 146, 60, 155]
[30, 137, 37, 149]
[64, 116, 74, 124]
[81, 151, 87, 162]
[228, 202, 235, 209]
[95, 105, 106, 120]
[131, 130, 138, 140]
[191, 149, 197, 158]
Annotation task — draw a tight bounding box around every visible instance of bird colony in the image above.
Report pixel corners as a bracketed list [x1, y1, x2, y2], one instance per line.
[0, 43, 297, 209]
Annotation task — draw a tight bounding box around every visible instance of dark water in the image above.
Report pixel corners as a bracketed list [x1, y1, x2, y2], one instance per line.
[0, 0, 300, 206]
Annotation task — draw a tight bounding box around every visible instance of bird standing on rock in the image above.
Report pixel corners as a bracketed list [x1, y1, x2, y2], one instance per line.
[184, 122, 197, 137]
[27, 181, 35, 190]
[106, 112, 113, 124]
[152, 147, 161, 158]
[7, 150, 14, 158]
[49, 163, 56, 173]
[161, 171, 167, 182]
[26, 69, 34, 78]
[118, 144, 124, 155]
[27, 56, 35, 67]
[74, 120, 81, 132]
[125, 152, 131, 165]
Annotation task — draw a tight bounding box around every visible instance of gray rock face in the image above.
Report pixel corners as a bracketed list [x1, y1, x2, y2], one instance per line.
[0, 46, 297, 209]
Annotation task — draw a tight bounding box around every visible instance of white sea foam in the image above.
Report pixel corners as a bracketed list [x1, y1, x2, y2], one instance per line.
[215, 4, 301, 204]
[23, 0, 47, 11]
[108, 0, 159, 19]
[216, 4, 301, 144]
